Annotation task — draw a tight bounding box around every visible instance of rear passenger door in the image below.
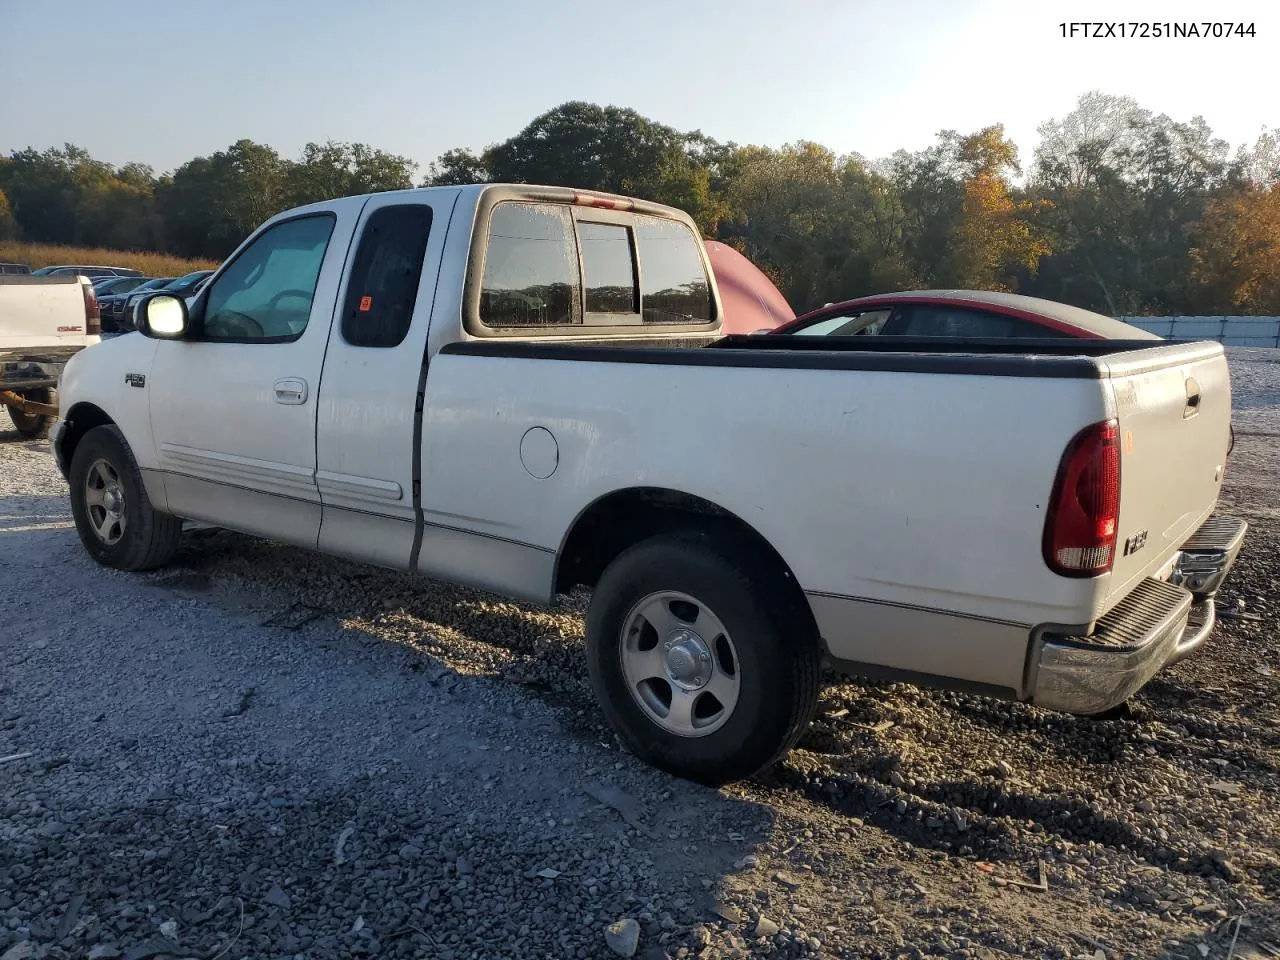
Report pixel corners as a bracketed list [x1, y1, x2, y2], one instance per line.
[314, 191, 459, 569]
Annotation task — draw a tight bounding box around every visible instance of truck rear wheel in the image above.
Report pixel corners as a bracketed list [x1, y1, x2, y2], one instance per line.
[7, 388, 54, 439]
[585, 532, 821, 785]
[69, 424, 182, 571]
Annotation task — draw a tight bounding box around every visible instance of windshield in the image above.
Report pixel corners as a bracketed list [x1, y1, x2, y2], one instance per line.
[137, 278, 173, 292]
[787, 308, 892, 336]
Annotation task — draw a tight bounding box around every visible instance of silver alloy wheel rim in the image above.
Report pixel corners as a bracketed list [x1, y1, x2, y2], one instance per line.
[619, 590, 741, 738]
[84, 458, 127, 546]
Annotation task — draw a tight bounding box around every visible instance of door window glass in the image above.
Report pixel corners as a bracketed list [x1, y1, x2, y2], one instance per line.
[203, 214, 335, 342]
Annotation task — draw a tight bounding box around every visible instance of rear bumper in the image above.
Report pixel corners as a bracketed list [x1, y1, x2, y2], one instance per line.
[1031, 514, 1246, 714]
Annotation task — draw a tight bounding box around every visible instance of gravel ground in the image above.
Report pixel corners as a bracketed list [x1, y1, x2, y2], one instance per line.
[1, 348, 1278, 960]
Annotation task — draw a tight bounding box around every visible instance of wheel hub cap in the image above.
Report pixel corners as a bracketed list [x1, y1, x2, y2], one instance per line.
[103, 485, 123, 515]
[663, 628, 713, 691]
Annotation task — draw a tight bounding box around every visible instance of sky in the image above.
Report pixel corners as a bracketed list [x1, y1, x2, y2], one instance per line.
[1, 0, 1276, 177]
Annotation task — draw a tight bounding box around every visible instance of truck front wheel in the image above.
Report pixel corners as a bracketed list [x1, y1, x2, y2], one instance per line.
[586, 532, 821, 785]
[69, 425, 182, 571]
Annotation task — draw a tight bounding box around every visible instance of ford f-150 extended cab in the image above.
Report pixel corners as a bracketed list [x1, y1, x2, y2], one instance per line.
[1, 273, 101, 437]
[50, 184, 1246, 784]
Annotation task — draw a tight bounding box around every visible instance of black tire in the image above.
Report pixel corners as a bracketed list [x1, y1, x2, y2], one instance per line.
[8, 387, 54, 439]
[586, 531, 822, 785]
[68, 424, 182, 571]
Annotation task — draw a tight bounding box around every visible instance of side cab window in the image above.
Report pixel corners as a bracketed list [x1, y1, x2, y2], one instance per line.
[340, 204, 434, 348]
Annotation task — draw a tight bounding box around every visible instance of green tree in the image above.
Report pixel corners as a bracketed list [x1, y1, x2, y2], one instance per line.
[425, 147, 490, 186]
[0, 145, 86, 243]
[1028, 91, 1228, 314]
[0, 187, 17, 240]
[719, 143, 910, 310]
[159, 140, 286, 258]
[284, 141, 416, 207]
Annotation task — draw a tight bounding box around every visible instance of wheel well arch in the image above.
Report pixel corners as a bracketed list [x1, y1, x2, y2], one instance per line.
[553, 486, 818, 635]
[57, 402, 116, 471]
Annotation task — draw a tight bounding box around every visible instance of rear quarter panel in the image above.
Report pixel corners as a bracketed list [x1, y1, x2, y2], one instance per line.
[418, 353, 1111, 631]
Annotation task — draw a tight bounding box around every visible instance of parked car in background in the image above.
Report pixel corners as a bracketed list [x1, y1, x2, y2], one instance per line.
[119, 272, 212, 331]
[100, 277, 173, 333]
[0, 262, 32, 275]
[92, 276, 152, 296]
[52, 183, 1244, 785]
[703, 241, 794, 334]
[772, 289, 1162, 340]
[31, 265, 142, 279]
[163, 269, 214, 299]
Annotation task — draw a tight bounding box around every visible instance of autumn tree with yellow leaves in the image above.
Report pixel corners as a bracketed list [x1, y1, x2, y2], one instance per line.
[1191, 185, 1280, 314]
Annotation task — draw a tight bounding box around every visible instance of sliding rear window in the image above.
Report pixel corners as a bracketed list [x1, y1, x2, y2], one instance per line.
[476, 199, 715, 333]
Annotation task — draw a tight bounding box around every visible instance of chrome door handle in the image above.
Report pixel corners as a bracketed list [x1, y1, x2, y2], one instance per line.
[274, 378, 308, 404]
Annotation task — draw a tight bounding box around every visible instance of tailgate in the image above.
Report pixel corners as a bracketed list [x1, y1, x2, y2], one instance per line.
[0, 276, 88, 350]
[1105, 342, 1231, 603]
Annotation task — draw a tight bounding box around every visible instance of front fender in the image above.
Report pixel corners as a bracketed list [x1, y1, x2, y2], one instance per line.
[57, 334, 161, 469]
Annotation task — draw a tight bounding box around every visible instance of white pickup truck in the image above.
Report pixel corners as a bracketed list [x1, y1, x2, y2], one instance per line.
[1, 274, 102, 437]
[50, 185, 1246, 783]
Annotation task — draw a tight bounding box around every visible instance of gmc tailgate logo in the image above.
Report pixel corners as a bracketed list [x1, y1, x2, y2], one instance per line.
[57, 325, 82, 333]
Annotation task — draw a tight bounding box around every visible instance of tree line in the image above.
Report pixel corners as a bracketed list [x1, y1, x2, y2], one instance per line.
[2, 91, 1278, 316]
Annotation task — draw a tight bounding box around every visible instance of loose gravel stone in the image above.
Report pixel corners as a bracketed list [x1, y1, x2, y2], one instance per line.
[604, 917, 641, 957]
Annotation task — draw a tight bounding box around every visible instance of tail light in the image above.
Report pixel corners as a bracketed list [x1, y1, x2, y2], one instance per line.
[1043, 419, 1121, 577]
[82, 281, 101, 336]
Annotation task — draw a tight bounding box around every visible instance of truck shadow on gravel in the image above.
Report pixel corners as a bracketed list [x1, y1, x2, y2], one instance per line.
[770, 756, 1234, 881]
[149, 532, 625, 741]
[128, 529, 1279, 901]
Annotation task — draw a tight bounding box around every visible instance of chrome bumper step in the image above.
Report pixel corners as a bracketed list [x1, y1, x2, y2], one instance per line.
[1029, 512, 1245, 715]
[1170, 515, 1248, 600]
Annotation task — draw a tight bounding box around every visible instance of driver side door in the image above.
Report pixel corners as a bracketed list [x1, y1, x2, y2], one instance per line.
[147, 204, 362, 547]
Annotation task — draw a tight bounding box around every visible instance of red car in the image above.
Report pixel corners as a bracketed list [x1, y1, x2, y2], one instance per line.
[770, 289, 1160, 340]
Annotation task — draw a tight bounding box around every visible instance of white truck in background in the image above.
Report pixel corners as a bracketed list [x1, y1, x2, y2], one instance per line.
[0, 274, 102, 437]
[50, 184, 1246, 784]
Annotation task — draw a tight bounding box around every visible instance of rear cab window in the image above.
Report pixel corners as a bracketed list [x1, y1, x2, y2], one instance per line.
[471, 193, 716, 336]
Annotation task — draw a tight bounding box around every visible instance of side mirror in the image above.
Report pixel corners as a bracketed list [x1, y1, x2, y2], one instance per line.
[136, 293, 190, 339]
